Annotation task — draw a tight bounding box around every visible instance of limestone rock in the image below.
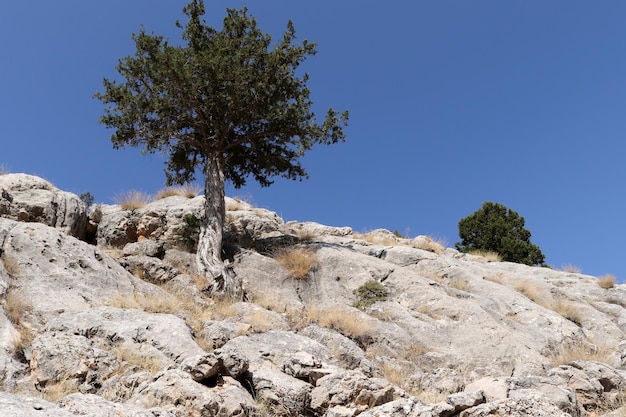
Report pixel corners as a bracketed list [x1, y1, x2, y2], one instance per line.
[0, 173, 86, 238]
[0, 218, 172, 330]
[548, 360, 626, 411]
[0, 391, 75, 417]
[310, 370, 397, 415]
[58, 393, 181, 416]
[126, 369, 261, 416]
[252, 369, 312, 416]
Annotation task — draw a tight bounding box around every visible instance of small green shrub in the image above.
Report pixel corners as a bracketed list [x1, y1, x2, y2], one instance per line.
[79, 192, 94, 208]
[353, 281, 389, 310]
[176, 213, 202, 252]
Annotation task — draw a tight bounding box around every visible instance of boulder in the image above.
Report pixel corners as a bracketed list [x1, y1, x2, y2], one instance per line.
[0, 173, 86, 238]
[310, 369, 397, 415]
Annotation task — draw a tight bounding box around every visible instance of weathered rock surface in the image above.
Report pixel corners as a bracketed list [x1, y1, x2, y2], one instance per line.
[3, 173, 626, 416]
[0, 173, 86, 238]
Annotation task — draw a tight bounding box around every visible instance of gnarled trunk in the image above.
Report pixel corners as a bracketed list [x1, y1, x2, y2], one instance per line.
[196, 154, 240, 298]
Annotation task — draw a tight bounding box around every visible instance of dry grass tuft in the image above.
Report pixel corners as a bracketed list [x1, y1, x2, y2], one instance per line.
[154, 184, 201, 200]
[550, 340, 613, 366]
[115, 190, 152, 210]
[512, 280, 545, 303]
[551, 298, 584, 326]
[450, 279, 470, 292]
[484, 273, 506, 285]
[305, 306, 372, 339]
[1, 254, 20, 277]
[412, 236, 447, 254]
[3, 289, 36, 358]
[111, 346, 164, 374]
[560, 264, 582, 274]
[41, 371, 80, 401]
[597, 274, 616, 289]
[273, 247, 320, 279]
[379, 362, 421, 396]
[466, 249, 502, 262]
[226, 198, 251, 211]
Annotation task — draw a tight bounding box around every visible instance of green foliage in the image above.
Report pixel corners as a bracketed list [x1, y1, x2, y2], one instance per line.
[353, 281, 389, 310]
[455, 202, 546, 266]
[176, 213, 202, 252]
[79, 192, 94, 208]
[94, 1, 349, 189]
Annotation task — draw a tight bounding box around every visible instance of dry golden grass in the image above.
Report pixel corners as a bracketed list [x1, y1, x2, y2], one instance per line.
[111, 346, 164, 374]
[274, 247, 320, 280]
[305, 306, 372, 339]
[1, 254, 20, 277]
[466, 249, 502, 262]
[550, 341, 613, 366]
[291, 228, 318, 242]
[41, 371, 80, 401]
[379, 362, 421, 395]
[354, 232, 398, 246]
[450, 279, 470, 292]
[114, 190, 151, 210]
[154, 184, 201, 200]
[484, 273, 506, 285]
[597, 274, 616, 289]
[512, 280, 545, 303]
[225, 198, 250, 211]
[560, 264, 582, 274]
[412, 236, 446, 254]
[3, 289, 36, 358]
[551, 298, 584, 326]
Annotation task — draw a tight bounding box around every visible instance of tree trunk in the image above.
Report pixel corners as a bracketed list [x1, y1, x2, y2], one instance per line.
[197, 154, 240, 299]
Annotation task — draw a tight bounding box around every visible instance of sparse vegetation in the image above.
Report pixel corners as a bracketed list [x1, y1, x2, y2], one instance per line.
[560, 264, 582, 274]
[175, 213, 202, 252]
[273, 246, 320, 279]
[1, 254, 20, 277]
[305, 306, 372, 340]
[40, 371, 80, 401]
[597, 274, 616, 289]
[512, 280, 546, 303]
[2, 288, 35, 361]
[79, 192, 95, 208]
[353, 281, 389, 309]
[154, 184, 201, 200]
[551, 298, 584, 326]
[111, 346, 164, 374]
[466, 249, 502, 262]
[413, 235, 447, 254]
[549, 340, 614, 366]
[450, 279, 470, 292]
[114, 190, 151, 210]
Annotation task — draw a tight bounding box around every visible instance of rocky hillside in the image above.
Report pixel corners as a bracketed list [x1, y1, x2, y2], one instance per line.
[1, 173, 626, 417]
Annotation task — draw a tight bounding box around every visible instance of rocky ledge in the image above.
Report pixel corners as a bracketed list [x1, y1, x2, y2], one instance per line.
[1, 173, 626, 416]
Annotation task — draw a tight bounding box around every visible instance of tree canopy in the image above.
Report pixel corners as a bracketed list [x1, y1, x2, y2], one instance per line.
[455, 202, 546, 266]
[95, 1, 348, 296]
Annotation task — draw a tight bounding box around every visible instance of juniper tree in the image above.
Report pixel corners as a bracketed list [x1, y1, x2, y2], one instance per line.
[455, 202, 546, 266]
[95, 1, 348, 297]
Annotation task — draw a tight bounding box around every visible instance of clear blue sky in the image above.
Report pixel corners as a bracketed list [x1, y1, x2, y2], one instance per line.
[1, 1, 625, 280]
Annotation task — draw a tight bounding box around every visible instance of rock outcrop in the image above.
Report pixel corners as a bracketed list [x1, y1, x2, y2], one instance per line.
[2, 173, 626, 416]
[0, 174, 86, 238]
